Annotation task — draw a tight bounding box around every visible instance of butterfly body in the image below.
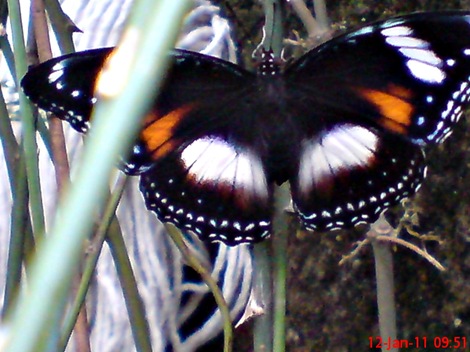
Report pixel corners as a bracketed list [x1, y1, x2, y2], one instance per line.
[21, 11, 470, 245]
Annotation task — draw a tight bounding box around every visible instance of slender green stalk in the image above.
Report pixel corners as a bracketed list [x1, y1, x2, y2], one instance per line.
[3, 1, 190, 351]
[253, 241, 273, 352]
[43, 0, 76, 53]
[0, 81, 19, 190]
[253, 183, 290, 352]
[166, 224, 233, 352]
[0, 2, 33, 318]
[107, 208, 153, 352]
[272, 184, 290, 352]
[8, 0, 45, 241]
[258, 0, 283, 56]
[58, 175, 129, 351]
[2, 153, 29, 317]
[253, 1, 285, 351]
[0, 35, 17, 82]
[369, 216, 398, 352]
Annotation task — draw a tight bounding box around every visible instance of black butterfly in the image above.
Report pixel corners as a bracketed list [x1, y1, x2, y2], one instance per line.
[21, 11, 470, 245]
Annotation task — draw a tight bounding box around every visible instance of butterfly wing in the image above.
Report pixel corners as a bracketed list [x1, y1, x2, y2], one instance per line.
[286, 12, 470, 231]
[22, 48, 274, 245]
[140, 136, 272, 244]
[290, 124, 426, 232]
[286, 11, 470, 145]
[21, 48, 113, 133]
[139, 51, 273, 244]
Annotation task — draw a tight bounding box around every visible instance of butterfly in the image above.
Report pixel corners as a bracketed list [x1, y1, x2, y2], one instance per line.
[21, 11, 470, 245]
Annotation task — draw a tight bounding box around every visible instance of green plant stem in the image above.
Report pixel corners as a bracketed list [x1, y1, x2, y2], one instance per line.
[166, 224, 233, 352]
[272, 184, 290, 352]
[8, 0, 45, 240]
[0, 82, 19, 189]
[253, 241, 273, 352]
[58, 175, 129, 351]
[253, 184, 290, 352]
[106, 201, 153, 352]
[260, 0, 283, 56]
[0, 34, 17, 82]
[43, 0, 76, 53]
[107, 229, 152, 352]
[253, 1, 285, 351]
[2, 153, 30, 317]
[31, 2, 88, 348]
[1, 2, 35, 316]
[369, 216, 398, 352]
[0, 69, 23, 317]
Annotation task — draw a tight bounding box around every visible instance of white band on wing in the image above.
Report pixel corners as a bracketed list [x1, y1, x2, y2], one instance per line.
[181, 136, 269, 199]
[298, 124, 379, 194]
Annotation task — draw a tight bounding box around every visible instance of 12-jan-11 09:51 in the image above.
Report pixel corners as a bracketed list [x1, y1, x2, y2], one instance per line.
[369, 335, 467, 350]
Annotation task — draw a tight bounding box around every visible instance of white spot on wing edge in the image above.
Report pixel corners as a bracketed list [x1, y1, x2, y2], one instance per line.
[385, 36, 428, 49]
[381, 25, 413, 37]
[47, 69, 64, 84]
[406, 60, 445, 84]
[398, 48, 442, 66]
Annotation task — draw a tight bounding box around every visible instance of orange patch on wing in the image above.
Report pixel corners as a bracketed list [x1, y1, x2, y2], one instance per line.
[358, 84, 414, 134]
[140, 105, 193, 159]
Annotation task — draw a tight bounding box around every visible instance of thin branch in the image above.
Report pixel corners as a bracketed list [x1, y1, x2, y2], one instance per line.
[30, 0, 71, 192]
[166, 224, 233, 352]
[43, 0, 77, 54]
[287, 0, 333, 48]
[368, 215, 398, 352]
[9, 0, 46, 242]
[375, 235, 445, 271]
[107, 209, 153, 352]
[272, 184, 290, 352]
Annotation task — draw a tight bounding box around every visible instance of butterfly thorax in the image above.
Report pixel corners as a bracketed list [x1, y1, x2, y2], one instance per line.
[253, 74, 301, 183]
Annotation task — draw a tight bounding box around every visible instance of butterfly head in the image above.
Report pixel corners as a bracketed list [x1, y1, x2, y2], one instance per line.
[256, 48, 282, 77]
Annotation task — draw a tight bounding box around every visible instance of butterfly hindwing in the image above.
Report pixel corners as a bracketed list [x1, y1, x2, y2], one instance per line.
[290, 124, 426, 232]
[285, 11, 470, 145]
[140, 135, 273, 245]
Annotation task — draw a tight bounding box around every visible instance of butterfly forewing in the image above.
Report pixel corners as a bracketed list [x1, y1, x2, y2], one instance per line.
[21, 48, 113, 132]
[286, 11, 470, 145]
